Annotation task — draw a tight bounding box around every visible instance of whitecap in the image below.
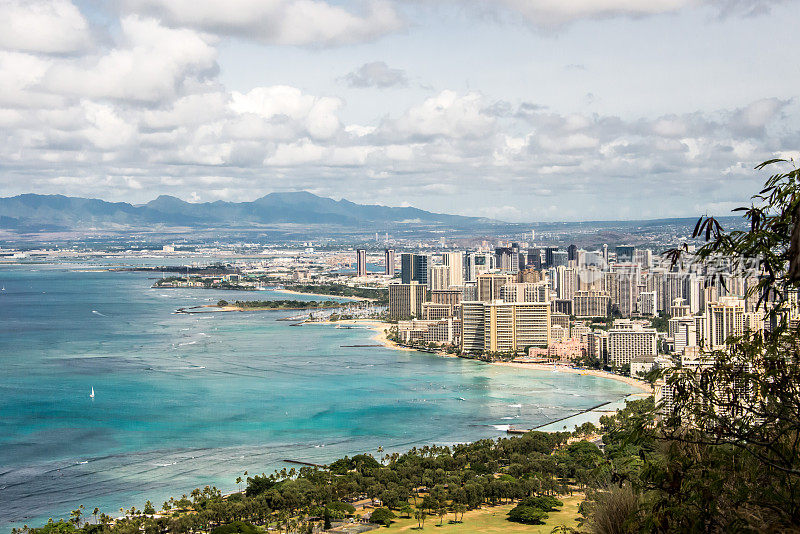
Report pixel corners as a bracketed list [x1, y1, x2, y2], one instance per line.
[507, 403, 522, 408]
[492, 424, 510, 431]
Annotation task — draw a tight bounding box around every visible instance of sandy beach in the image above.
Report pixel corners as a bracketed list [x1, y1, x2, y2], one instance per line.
[321, 320, 653, 394]
[492, 361, 653, 393]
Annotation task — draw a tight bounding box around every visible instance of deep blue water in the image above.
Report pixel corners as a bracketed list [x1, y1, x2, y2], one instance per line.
[0, 262, 636, 529]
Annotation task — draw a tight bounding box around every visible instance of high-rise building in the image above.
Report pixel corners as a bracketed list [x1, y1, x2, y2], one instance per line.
[401, 253, 429, 285]
[499, 282, 549, 303]
[543, 247, 559, 268]
[388, 282, 426, 319]
[527, 248, 543, 269]
[460, 300, 550, 353]
[494, 246, 519, 272]
[551, 299, 573, 316]
[616, 246, 636, 263]
[610, 264, 640, 317]
[442, 252, 464, 286]
[637, 291, 657, 316]
[634, 249, 653, 270]
[431, 289, 462, 307]
[672, 317, 697, 354]
[461, 301, 487, 353]
[464, 252, 493, 282]
[428, 265, 451, 290]
[384, 249, 396, 276]
[556, 266, 578, 300]
[356, 249, 367, 277]
[608, 320, 658, 367]
[573, 290, 611, 317]
[567, 244, 578, 262]
[669, 298, 691, 318]
[461, 281, 478, 301]
[551, 250, 569, 268]
[704, 296, 746, 351]
[476, 273, 515, 302]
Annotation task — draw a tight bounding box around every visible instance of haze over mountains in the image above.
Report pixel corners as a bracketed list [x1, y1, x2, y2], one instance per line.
[0, 192, 492, 233]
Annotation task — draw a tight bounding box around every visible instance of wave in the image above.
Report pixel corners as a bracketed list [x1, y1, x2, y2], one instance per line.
[507, 403, 522, 408]
[492, 424, 510, 431]
[91, 310, 107, 317]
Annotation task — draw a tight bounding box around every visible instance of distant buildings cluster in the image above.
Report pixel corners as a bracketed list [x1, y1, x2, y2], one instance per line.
[357, 242, 781, 378]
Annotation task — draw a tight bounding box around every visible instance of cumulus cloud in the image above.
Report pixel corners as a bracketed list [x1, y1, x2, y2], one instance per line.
[230, 85, 342, 139]
[345, 61, 408, 88]
[382, 90, 496, 141]
[122, 0, 404, 46]
[0, 0, 92, 54]
[44, 16, 218, 104]
[0, 0, 795, 221]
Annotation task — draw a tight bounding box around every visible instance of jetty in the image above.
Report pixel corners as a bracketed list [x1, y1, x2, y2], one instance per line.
[283, 459, 328, 469]
[507, 399, 619, 434]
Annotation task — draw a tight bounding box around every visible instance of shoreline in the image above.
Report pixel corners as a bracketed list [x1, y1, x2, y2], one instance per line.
[302, 318, 417, 351]
[492, 362, 653, 393]
[175, 304, 341, 314]
[315, 319, 654, 395]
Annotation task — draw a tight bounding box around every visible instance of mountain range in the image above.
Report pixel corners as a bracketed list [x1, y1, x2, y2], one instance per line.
[0, 192, 492, 233]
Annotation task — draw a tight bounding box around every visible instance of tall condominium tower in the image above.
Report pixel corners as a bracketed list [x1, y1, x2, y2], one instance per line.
[442, 252, 464, 286]
[356, 248, 367, 277]
[400, 253, 429, 285]
[384, 248, 396, 276]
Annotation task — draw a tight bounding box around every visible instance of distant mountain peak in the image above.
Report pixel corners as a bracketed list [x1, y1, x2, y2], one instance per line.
[0, 192, 490, 233]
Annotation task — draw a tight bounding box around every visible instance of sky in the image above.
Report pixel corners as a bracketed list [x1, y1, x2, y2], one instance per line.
[0, 0, 798, 222]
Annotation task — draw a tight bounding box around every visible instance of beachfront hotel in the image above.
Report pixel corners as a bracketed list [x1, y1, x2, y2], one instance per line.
[461, 300, 551, 353]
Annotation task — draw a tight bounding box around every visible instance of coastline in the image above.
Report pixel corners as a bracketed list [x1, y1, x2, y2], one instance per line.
[302, 318, 417, 351]
[175, 304, 340, 314]
[492, 362, 653, 393]
[317, 319, 653, 395]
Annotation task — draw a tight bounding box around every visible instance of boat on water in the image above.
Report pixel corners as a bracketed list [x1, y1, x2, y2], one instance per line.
[90, 387, 95, 399]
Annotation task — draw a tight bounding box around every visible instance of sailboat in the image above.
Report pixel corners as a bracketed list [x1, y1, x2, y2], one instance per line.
[90, 387, 95, 399]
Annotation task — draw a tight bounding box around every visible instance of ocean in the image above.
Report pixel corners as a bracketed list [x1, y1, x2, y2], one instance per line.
[0, 261, 637, 529]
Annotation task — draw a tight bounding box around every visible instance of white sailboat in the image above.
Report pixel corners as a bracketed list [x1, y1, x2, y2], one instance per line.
[90, 386, 95, 399]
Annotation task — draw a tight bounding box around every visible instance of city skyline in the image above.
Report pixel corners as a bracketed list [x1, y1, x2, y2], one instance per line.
[0, 1, 798, 221]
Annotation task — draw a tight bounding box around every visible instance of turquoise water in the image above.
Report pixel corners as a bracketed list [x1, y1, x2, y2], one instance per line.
[0, 263, 637, 530]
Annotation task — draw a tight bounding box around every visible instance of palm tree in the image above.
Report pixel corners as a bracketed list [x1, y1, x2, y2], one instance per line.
[92, 508, 99, 524]
[69, 508, 82, 527]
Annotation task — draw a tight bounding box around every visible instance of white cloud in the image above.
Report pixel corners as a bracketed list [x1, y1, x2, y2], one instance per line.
[0, 0, 92, 54]
[123, 0, 404, 46]
[230, 86, 342, 140]
[385, 90, 496, 141]
[0, 0, 794, 220]
[43, 16, 218, 104]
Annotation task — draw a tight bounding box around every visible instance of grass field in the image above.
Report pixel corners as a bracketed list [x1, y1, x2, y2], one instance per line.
[378, 494, 583, 533]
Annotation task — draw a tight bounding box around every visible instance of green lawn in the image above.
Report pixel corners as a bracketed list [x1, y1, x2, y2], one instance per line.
[379, 495, 583, 533]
